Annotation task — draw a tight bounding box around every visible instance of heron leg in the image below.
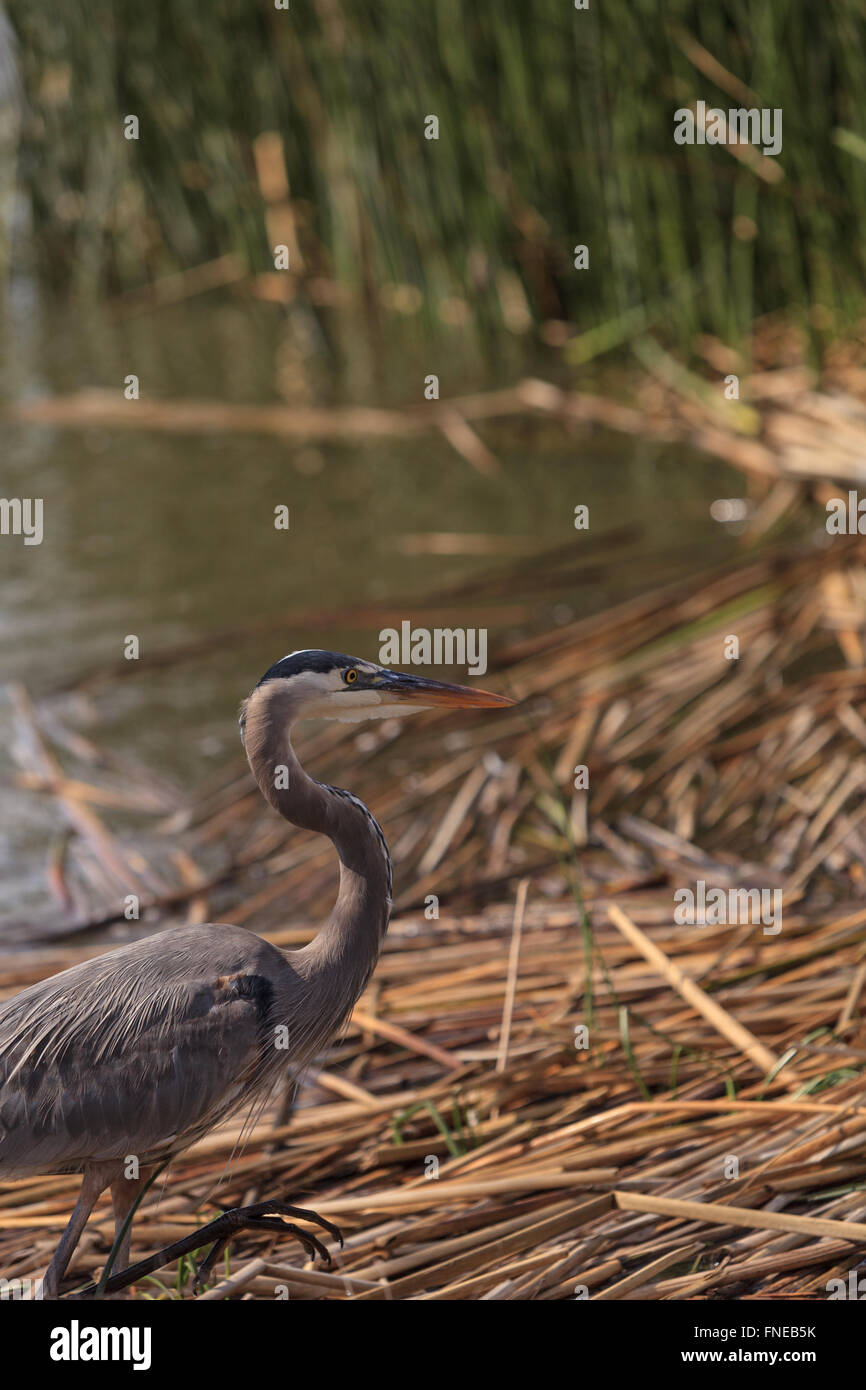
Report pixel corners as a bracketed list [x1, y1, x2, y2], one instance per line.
[108, 1167, 153, 1277]
[39, 1166, 108, 1300]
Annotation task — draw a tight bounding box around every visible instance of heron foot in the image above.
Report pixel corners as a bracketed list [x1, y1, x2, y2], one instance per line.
[192, 1200, 343, 1291]
[68, 1199, 342, 1299]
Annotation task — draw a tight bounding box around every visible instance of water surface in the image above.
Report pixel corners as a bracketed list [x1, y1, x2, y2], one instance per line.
[0, 291, 744, 920]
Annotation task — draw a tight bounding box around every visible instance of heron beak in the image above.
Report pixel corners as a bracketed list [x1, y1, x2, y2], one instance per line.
[378, 671, 514, 709]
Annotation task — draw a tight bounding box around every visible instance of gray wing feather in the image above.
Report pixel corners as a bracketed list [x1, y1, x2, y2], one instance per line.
[0, 924, 288, 1175]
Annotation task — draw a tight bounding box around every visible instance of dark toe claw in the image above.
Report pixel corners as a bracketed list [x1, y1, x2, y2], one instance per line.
[268, 1203, 343, 1249]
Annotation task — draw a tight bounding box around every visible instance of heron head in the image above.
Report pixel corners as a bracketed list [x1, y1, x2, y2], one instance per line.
[243, 649, 514, 727]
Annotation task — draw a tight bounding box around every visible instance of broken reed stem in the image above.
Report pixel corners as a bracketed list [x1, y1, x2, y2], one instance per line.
[592, 1242, 703, 1300]
[350, 1008, 460, 1071]
[614, 1190, 866, 1244]
[607, 904, 781, 1077]
[306, 1172, 616, 1214]
[496, 879, 529, 1074]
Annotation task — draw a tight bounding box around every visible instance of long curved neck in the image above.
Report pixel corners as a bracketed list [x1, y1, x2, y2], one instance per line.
[241, 682, 392, 1014]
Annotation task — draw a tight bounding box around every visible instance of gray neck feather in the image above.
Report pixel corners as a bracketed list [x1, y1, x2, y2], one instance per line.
[241, 681, 392, 1041]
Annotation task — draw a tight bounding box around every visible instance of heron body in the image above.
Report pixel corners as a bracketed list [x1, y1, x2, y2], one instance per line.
[0, 650, 511, 1296]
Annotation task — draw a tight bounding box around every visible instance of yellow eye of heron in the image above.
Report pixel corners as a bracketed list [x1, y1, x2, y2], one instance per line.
[345, 669, 358, 684]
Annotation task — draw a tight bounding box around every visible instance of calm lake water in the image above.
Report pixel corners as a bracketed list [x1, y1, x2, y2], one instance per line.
[0, 287, 745, 921]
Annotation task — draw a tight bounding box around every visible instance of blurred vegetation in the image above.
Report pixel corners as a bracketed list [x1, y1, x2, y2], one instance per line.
[3, 0, 866, 358]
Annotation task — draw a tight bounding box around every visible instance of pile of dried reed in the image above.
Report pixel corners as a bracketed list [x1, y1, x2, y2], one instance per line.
[3, 529, 866, 1299]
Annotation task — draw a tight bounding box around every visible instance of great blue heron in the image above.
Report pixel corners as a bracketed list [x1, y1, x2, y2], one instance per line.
[0, 650, 512, 1297]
